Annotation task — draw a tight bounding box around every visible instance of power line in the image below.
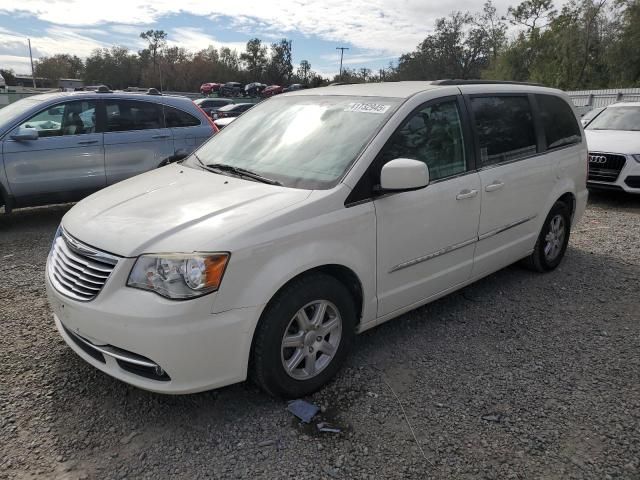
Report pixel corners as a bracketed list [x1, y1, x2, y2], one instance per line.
[336, 47, 349, 80]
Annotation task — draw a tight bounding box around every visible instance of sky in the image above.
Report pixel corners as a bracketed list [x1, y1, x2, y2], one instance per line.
[0, 0, 514, 79]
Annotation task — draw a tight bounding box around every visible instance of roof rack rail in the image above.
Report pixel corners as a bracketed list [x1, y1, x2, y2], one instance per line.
[432, 79, 543, 87]
[147, 88, 162, 96]
[95, 85, 112, 93]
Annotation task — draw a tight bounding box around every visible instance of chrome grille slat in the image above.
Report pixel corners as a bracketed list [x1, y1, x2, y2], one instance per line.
[53, 270, 97, 295]
[52, 259, 104, 285]
[53, 242, 113, 273]
[52, 262, 101, 291]
[48, 230, 119, 301]
[53, 245, 110, 279]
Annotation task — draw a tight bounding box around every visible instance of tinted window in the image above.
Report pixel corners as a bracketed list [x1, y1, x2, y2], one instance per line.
[379, 100, 466, 181]
[105, 100, 162, 132]
[163, 106, 200, 128]
[20, 100, 96, 137]
[586, 106, 640, 131]
[471, 96, 537, 166]
[537, 94, 581, 149]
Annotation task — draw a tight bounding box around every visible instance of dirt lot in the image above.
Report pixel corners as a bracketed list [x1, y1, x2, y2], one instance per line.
[1, 192, 639, 480]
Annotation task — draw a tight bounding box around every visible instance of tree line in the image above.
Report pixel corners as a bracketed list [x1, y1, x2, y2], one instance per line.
[2, 0, 638, 91]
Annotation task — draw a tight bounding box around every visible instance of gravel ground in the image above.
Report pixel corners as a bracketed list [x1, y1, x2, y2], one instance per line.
[1, 191, 639, 480]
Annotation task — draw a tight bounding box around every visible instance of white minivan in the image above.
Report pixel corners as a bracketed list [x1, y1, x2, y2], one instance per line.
[46, 81, 588, 397]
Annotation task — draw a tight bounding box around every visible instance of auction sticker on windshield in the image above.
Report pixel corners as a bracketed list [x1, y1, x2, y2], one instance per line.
[344, 103, 391, 114]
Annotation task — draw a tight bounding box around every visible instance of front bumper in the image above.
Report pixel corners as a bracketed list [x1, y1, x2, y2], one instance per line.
[46, 266, 261, 394]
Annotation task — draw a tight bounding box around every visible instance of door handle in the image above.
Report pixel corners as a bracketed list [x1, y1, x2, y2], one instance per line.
[152, 134, 171, 139]
[485, 181, 505, 192]
[77, 140, 98, 145]
[456, 189, 478, 200]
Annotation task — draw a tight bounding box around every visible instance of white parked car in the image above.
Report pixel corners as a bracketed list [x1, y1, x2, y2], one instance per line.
[46, 81, 588, 397]
[584, 102, 640, 193]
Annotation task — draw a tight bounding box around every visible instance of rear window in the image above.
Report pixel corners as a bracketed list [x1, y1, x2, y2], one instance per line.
[470, 96, 537, 167]
[105, 100, 162, 132]
[536, 94, 581, 149]
[163, 106, 201, 128]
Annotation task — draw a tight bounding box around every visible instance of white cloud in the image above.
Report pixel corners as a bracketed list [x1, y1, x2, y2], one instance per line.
[0, 54, 32, 74]
[0, 25, 109, 59]
[0, 0, 516, 56]
[167, 28, 247, 53]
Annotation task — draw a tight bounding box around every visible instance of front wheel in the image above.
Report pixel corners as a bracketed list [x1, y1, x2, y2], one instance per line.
[251, 273, 356, 398]
[523, 201, 571, 272]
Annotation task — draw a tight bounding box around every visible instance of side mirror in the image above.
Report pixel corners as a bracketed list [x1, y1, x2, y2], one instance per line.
[379, 158, 429, 192]
[10, 127, 39, 141]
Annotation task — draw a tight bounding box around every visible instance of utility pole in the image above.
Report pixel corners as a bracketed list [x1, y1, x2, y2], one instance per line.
[336, 47, 349, 80]
[28, 38, 36, 88]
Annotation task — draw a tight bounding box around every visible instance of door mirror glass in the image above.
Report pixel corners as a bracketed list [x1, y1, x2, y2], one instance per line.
[11, 126, 39, 141]
[380, 158, 429, 191]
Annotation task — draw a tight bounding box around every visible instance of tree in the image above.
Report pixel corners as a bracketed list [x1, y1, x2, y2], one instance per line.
[34, 54, 84, 81]
[508, 0, 556, 33]
[240, 38, 268, 80]
[0, 69, 16, 86]
[84, 46, 140, 89]
[267, 39, 293, 84]
[476, 1, 508, 60]
[297, 60, 311, 84]
[140, 30, 167, 68]
[396, 11, 493, 80]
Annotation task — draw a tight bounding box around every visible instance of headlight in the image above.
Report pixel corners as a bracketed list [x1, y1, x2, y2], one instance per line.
[127, 253, 229, 300]
[632, 154, 640, 163]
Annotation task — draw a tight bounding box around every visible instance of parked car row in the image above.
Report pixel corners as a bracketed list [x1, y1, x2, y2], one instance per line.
[200, 81, 308, 98]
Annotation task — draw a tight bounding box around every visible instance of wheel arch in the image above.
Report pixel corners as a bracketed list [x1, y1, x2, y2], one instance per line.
[246, 263, 364, 386]
[257, 264, 364, 328]
[556, 191, 576, 219]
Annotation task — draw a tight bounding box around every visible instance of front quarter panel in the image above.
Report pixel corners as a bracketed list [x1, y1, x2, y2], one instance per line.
[211, 188, 377, 331]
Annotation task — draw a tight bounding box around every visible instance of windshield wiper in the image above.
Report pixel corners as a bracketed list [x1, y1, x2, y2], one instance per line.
[206, 163, 282, 186]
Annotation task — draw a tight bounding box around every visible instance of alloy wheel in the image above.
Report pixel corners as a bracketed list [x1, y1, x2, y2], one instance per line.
[280, 300, 342, 380]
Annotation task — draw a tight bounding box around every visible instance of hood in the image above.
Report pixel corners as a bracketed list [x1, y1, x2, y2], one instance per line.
[62, 164, 312, 257]
[585, 129, 640, 155]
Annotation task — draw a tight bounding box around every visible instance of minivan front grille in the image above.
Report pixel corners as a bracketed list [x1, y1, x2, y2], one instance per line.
[48, 230, 119, 302]
[588, 152, 626, 183]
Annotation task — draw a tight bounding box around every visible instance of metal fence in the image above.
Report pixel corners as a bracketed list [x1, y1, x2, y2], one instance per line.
[567, 88, 640, 114]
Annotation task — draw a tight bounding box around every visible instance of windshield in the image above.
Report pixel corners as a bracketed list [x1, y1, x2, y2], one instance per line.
[0, 97, 42, 128]
[186, 95, 400, 189]
[586, 106, 640, 131]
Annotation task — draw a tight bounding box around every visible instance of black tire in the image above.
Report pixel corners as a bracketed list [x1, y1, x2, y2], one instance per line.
[251, 273, 356, 398]
[522, 201, 571, 272]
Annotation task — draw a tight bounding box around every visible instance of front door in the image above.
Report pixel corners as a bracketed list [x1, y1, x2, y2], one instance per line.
[374, 97, 481, 316]
[3, 99, 105, 206]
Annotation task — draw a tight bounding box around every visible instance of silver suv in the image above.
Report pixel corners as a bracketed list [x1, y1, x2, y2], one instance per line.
[0, 90, 214, 213]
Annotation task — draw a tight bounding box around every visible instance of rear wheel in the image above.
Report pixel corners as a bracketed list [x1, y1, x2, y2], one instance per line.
[251, 273, 356, 398]
[523, 201, 571, 272]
